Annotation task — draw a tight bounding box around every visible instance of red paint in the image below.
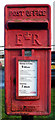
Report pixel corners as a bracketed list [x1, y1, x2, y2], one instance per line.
[5, 4, 51, 115]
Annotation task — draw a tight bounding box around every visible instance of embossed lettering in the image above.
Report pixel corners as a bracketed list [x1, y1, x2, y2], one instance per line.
[33, 34, 41, 45]
[17, 106, 40, 112]
[16, 34, 22, 45]
[26, 11, 31, 16]
[26, 10, 46, 16]
[9, 10, 46, 17]
[9, 11, 24, 16]
[23, 32, 31, 40]
[16, 33, 42, 46]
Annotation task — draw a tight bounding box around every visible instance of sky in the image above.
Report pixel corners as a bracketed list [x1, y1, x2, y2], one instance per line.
[0, 0, 54, 50]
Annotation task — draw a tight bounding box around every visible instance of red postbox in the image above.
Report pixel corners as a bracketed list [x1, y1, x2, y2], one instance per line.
[5, 4, 51, 115]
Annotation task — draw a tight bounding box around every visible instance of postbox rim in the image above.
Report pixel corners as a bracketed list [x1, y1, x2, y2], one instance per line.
[4, 4, 51, 9]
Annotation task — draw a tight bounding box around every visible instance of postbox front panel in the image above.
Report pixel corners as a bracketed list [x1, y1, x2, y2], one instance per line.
[5, 5, 51, 115]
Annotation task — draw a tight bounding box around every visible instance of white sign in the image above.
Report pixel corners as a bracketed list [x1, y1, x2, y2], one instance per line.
[18, 60, 37, 96]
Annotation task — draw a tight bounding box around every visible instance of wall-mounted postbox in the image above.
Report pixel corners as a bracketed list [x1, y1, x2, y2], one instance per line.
[5, 4, 51, 115]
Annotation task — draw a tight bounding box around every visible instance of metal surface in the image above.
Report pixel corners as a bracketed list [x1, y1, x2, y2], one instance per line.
[5, 4, 51, 115]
